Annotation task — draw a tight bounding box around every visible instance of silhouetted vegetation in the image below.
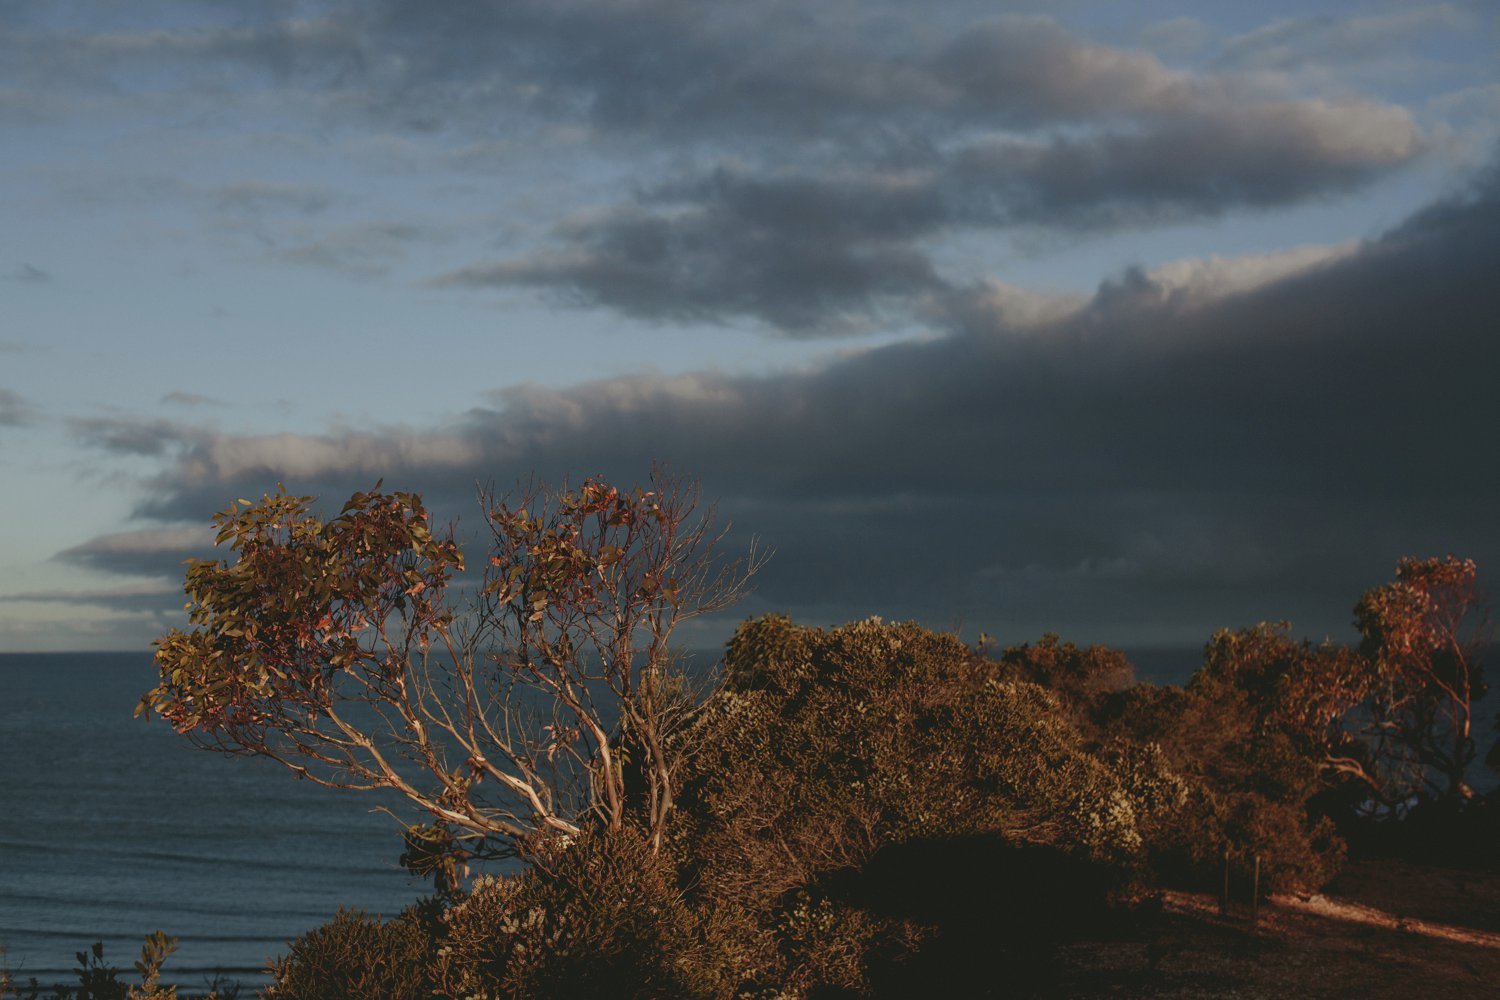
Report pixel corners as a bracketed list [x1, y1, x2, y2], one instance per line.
[1, 934, 238, 1000]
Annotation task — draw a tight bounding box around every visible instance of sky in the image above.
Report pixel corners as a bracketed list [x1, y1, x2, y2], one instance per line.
[2, 1, 1498, 653]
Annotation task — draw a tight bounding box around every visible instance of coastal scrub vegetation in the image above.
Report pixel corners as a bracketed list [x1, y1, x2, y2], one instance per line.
[1, 932, 237, 1000]
[40, 474, 1487, 998]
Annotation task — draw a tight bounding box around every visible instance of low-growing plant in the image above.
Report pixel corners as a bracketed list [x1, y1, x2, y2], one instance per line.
[267, 905, 440, 1000]
[1, 935, 222, 1000]
[435, 827, 723, 999]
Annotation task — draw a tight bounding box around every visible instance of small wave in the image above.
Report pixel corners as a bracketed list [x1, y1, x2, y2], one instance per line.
[0, 927, 290, 944]
[0, 840, 400, 877]
[0, 889, 334, 921]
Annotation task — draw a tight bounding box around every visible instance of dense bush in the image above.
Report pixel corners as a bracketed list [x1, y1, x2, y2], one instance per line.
[263, 616, 1183, 999]
[991, 632, 1137, 733]
[433, 827, 723, 1000]
[660, 616, 1178, 995]
[262, 615, 1361, 995]
[1092, 653, 1345, 893]
[266, 905, 440, 1000]
[683, 616, 1164, 862]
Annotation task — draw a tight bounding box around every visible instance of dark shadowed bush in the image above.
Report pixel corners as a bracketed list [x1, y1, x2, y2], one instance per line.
[662, 616, 1175, 995]
[267, 904, 439, 1000]
[1095, 666, 1345, 893]
[434, 827, 725, 1000]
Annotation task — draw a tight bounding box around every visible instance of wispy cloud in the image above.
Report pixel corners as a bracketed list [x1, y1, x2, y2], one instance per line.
[212, 181, 334, 216]
[68, 416, 206, 456]
[160, 391, 221, 408]
[8, 263, 51, 283]
[54, 525, 217, 579]
[276, 222, 435, 278]
[0, 388, 36, 426]
[1214, 5, 1474, 75]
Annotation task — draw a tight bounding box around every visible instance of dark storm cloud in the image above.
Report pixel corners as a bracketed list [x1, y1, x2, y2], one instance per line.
[74, 163, 1500, 642]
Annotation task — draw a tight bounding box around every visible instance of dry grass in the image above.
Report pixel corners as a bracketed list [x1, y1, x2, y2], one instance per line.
[1039, 859, 1500, 998]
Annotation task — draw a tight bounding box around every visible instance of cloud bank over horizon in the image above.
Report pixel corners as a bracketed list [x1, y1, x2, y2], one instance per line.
[48, 155, 1500, 647]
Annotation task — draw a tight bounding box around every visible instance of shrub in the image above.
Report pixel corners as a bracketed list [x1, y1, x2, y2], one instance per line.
[267, 905, 438, 1000]
[2, 935, 232, 1000]
[664, 616, 1167, 995]
[1097, 668, 1344, 893]
[435, 827, 725, 1000]
[992, 633, 1137, 733]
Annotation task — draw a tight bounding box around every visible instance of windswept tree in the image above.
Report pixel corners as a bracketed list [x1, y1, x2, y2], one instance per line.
[141, 470, 762, 870]
[1355, 556, 1490, 802]
[1194, 623, 1380, 800]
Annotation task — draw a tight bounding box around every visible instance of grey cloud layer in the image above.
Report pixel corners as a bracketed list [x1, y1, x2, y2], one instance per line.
[418, 6, 1420, 333]
[454, 94, 1415, 332]
[11, 5, 1422, 143]
[436, 179, 947, 334]
[68, 416, 207, 456]
[6, 4, 1432, 335]
[55, 525, 217, 580]
[72, 164, 1500, 642]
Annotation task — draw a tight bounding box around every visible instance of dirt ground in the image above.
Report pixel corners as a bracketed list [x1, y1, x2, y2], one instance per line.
[1043, 859, 1500, 998]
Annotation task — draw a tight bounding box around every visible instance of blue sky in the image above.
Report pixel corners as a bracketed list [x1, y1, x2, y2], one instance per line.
[3, 1, 1498, 652]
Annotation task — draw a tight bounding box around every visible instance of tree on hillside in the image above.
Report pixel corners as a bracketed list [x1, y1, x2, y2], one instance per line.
[1355, 556, 1490, 802]
[1194, 623, 1381, 800]
[1085, 634, 1347, 892]
[140, 470, 762, 868]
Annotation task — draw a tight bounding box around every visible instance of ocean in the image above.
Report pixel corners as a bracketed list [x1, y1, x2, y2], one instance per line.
[0, 652, 435, 993]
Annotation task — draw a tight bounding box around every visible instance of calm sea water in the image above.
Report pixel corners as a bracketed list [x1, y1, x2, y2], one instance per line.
[0, 653, 434, 993]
